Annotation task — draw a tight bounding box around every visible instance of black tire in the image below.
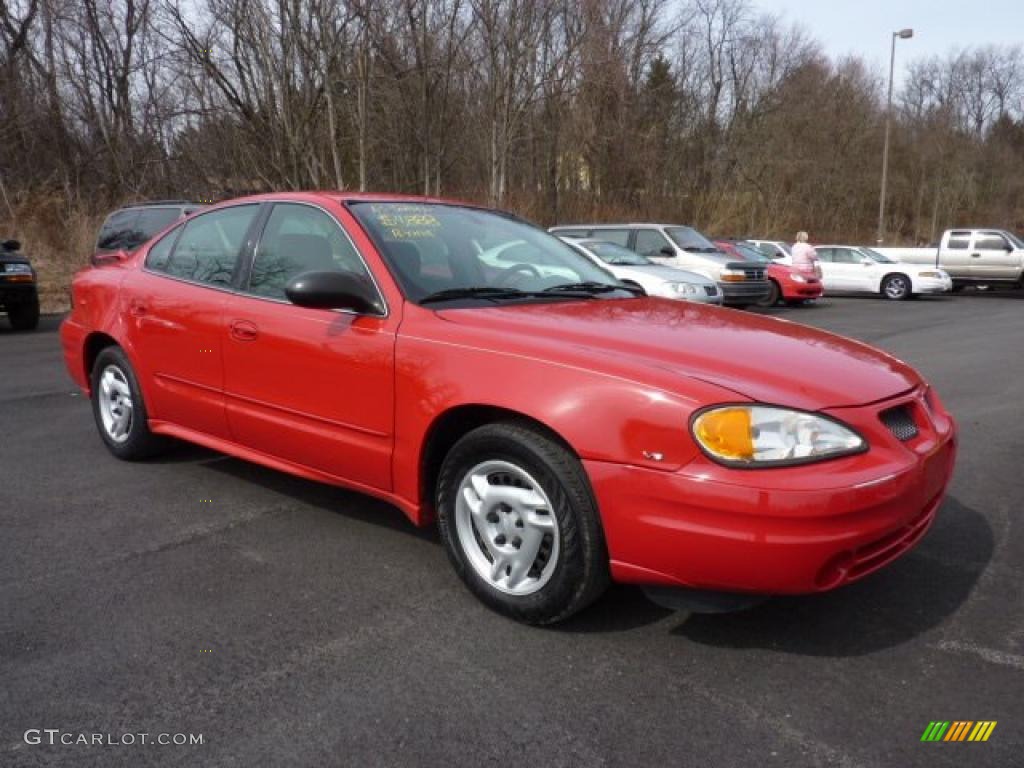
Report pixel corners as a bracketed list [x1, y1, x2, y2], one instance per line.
[90, 346, 166, 460]
[950, 284, 966, 293]
[7, 294, 39, 330]
[436, 421, 609, 624]
[756, 280, 780, 307]
[881, 273, 911, 300]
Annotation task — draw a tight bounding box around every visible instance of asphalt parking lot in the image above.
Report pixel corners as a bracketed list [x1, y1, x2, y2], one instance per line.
[2, 292, 1022, 767]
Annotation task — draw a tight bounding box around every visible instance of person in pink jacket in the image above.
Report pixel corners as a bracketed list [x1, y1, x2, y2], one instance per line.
[791, 231, 821, 277]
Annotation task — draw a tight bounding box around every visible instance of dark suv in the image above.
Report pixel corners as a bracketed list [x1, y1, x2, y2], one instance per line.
[0, 239, 40, 330]
[95, 200, 205, 256]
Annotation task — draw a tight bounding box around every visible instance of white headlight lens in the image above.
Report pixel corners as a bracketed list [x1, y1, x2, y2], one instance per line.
[667, 282, 698, 295]
[691, 405, 865, 466]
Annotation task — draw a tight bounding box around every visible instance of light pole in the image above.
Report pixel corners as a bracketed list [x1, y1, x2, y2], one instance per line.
[877, 27, 913, 244]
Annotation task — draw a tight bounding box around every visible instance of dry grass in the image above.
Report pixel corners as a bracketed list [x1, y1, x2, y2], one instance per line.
[1, 193, 105, 313]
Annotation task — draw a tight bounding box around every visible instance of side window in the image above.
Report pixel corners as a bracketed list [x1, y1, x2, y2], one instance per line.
[591, 229, 632, 248]
[816, 248, 833, 263]
[755, 243, 776, 258]
[946, 231, 971, 250]
[96, 210, 140, 252]
[974, 232, 1009, 251]
[248, 203, 368, 300]
[832, 249, 857, 264]
[165, 205, 258, 287]
[135, 208, 183, 245]
[144, 227, 181, 272]
[633, 229, 671, 257]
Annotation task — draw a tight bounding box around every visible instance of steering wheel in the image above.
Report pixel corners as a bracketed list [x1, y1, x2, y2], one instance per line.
[495, 263, 541, 287]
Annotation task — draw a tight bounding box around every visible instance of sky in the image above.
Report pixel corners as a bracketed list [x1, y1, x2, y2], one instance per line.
[755, 0, 1024, 84]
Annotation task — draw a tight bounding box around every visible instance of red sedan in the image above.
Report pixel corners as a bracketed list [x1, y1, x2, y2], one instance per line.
[60, 193, 955, 624]
[714, 239, 824, 306]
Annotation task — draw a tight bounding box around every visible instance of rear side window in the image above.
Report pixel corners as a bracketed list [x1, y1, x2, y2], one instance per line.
[247, 203, 368, 299]
[946, 231, 971, 249]
[145, 227, 181, 271]
[96, 210, 140, 252]
[165, 205, 258, 287]
[831, 249, 858, 264]
[551, 228, 590, 238]
[634, 229, 672, 257]
[590, 229, 632, 247]
[135, 208, 182, 242]
[816, 248, 833, 262]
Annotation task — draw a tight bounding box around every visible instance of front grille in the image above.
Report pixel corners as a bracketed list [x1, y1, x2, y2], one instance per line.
[744, 267, 765, 280]
[880, 404, 918, 441]
[704, 285, 718, 296]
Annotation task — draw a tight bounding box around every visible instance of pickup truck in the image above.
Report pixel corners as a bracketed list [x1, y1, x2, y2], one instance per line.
[874, 229, 1024, 290]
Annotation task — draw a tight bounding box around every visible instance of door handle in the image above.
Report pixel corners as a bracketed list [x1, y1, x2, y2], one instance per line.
[970, 253, 982, 258]
[229, 320, 259, 342]
[128, 299, 147, 317]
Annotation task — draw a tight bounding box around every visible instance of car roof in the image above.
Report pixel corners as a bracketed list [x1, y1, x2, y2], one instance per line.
[550, 222, 687, 229]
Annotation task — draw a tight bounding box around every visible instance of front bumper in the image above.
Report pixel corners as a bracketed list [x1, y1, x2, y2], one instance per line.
[586, 387, 956, 594]
[719, 279, 771, 305]
[913, 276, 952, 294]
[781, 278, 823, 299]
[0, 280, 37, 308]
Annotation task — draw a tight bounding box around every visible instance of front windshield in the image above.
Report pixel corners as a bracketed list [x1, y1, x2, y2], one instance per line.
[730, 241, 770, 263]
[776, 242, 793, 256]
[583, 241, 652, 266]
[666, 226, 720, 253]
[1004, 230, 1024, 249]
[349, 202, 628, 304]
[862, 247, 894, 263]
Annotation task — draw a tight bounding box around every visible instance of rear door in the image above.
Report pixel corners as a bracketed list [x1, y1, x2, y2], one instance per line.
[939, 230, 973, 278]
[222, 201, 396, 491]
[970, 231, 1018, 280]
[122, 204, 261, 438]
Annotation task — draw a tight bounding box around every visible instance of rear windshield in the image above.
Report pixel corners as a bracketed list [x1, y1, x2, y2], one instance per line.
[96, 207, 183, 252]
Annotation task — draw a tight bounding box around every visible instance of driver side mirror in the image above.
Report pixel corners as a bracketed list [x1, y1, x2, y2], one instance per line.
[285, 270, 382, 314]
[861, 257, 874, 265]
[659, 246, 675, 257]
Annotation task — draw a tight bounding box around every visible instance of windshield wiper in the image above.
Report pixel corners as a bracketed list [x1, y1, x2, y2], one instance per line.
[543, 282, 617, 294]
[545, 281, 644, 297]
[420, 286, 527, 304]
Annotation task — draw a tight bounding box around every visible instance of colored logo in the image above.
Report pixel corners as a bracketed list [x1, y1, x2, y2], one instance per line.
[921, 721, 997, 742]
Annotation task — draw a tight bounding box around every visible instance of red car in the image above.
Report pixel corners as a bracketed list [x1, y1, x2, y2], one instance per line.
[714, 239, 823, 306]
[60, 193, 956, 624]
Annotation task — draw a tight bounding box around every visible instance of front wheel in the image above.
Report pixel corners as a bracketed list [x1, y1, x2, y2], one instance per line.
[882, 274, 911, 300]
[436, 422, 609, 624]
[756, 280, 780, 307]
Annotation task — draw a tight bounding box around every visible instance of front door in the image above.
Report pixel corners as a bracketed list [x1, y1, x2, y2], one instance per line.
[222, 201, 397, 491]
[970, 231, 1018, 280]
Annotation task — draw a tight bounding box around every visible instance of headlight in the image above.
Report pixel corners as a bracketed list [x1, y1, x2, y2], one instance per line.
[719, 268, 746, 282]
[791, 273, 807, 283]
[691, 405, 866, 467]
[918, 271, 942, 278]
[666, 282, 698, 295]
[3, 263, 32, 274]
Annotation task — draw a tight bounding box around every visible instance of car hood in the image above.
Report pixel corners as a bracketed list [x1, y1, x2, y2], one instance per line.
[615, 264, 715, 285]
[436, 298, 919, 410]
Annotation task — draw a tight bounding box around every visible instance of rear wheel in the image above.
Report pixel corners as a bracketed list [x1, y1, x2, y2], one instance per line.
[7, 295, 39, 330]
[436, 421, 609, 624]
[882, 273, 911, 300]
[90, 346, 166, 459]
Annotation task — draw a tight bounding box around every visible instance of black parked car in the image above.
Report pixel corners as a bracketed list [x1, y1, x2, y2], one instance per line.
[0, 239, 40, 330]
[94, 200, 206, 257]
